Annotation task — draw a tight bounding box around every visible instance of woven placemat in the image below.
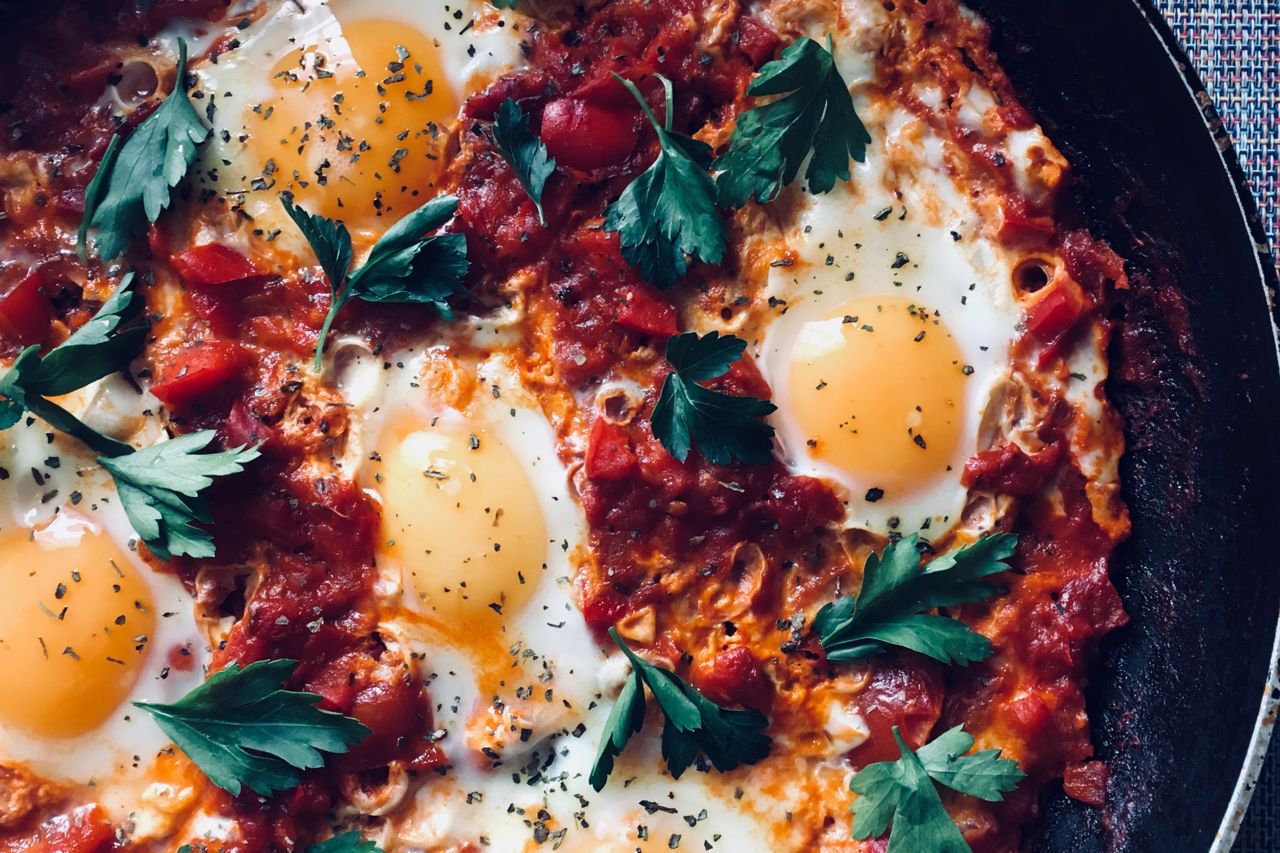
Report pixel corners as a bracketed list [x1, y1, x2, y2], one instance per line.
[1152, 2, 1279, 850]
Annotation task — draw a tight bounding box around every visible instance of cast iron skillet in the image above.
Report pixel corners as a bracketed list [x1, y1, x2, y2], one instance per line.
[965, 0, 1280, 850]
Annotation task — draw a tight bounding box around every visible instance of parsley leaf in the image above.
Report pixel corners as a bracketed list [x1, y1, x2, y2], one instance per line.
[715, 36, 870, 207]
[98, 430, 260, 560]
[0, 273, 144, 457]
[603, 73, 726, 288]
[490, 0, 519, 7]
[486, 98, 555, 225]
[134, 659, 369, 797]
[85, 39, 210, 260]
[850, 726, 1024, 853]
[590, 627, 771, 791]
[78, 134, 122, 261]
[814, 533, 1016, 666]
[651, 331, 776, 466]
[309, 832, 384, 853]
[281, 193, 468, 370]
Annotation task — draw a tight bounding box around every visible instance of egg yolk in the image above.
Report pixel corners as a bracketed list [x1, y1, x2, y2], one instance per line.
[254, 18, 460, 223]
[375, 421, 548, 632]
[787, 295, 967, 494]
[0, 520, 157, 738]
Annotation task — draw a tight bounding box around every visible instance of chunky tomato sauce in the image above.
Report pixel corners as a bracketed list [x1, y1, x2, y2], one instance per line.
[0, 0, 1131, 851]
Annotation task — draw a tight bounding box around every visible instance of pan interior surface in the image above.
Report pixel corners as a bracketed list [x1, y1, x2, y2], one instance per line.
[965, 0, 1280, 850]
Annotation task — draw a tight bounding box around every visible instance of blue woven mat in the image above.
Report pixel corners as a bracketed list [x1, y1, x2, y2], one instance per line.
[1153, 2, 1278, 850]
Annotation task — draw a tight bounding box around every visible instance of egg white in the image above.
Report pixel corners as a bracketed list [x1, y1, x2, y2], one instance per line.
[0, 377, 209, 803]
[189, 0, 524, 251]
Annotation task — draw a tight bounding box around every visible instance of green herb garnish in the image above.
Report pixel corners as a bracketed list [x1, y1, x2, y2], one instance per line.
[83, 39, 210, 260]
[850, 726, 1024, 853]
[99, 430, 260, 561]
[590, 627, 771, 790]
[0, 273, 144, 457]
[651, 331, 776, 466]
[814, 533, 1016, 666]
[135, 659, 369, 797]
[486, 98, 555, 225]
[281, 193, 469, 370]
[309, 832, 384, 853]
[603, 73, 726, 288]
[715, 36, 870, 207]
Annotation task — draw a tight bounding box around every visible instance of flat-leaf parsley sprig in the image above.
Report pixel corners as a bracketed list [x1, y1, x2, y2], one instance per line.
[603, 73, 726, 289]
[715, 36, 870, 207]
[850, 726, 1024, 853]
[308, 833, 385, 853]
[651, 331, 777, 466]
[590, 627, 771, 790]
[485, 98, 556, 225]
[82, 38, 211, 261]
[99, 431, 260, 561]
[282, 193, 470, 370]
[0, 273, 144, 457]
[814, 533, 1016, 666]
[135, 659, 369, 797]
[0, 274, 260, 560]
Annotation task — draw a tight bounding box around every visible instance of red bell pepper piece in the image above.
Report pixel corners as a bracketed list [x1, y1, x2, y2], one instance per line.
[150, 340, 246, 410]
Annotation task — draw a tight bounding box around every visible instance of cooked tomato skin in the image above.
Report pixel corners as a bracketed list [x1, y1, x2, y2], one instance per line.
[846, 662, 945, 768]
[692, 646, 773, 711]
[541, 98, 640, 171]
[149, 339, 247, 411]
[173, 244, 261, 287]
[0, 268, 53, 348]
[0, 805, 115, 853]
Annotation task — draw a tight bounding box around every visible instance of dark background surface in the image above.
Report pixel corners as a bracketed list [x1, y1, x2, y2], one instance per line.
[968, 0, 1280, 851]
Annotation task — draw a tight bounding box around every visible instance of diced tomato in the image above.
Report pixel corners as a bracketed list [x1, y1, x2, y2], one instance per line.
[150, 340, 246, 410]
[585, 417, 639, 481]
[996, 196, 1056, 242]
[577, 578, 630, 631]
[573, 75, 640, 110]
[1024, 283, 1088, 366]
[344, 676, 431, 770]
[461, 70, 551, 121]
[693, 645, 773, 711]
[736, 17, 782, 66]
[222, 401, 283, 457]
[847, 661, 944, 768]
[0, 268, 53, 347]
[1026, 286, 1085, 344]
[615, 285, 678, 337]
[174, 244, 261, 287]
[6, 804, 116, 853]
[962, 442, 1063, 497]
[541, 98, 639, 171]
[1005, 692, 1052, 741]
[1063, 760, 1109, 806]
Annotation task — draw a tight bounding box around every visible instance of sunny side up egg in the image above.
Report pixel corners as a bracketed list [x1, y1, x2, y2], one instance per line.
[324, 337, 778, 852]
[0, 377, 208, 812]
[194, 0, 523, 243]
[753, 35, 1023, 540]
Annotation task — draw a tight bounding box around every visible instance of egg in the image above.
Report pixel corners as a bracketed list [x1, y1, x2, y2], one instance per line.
[194, 0, 523, 239]
[756, 102, 1021, 539]
[0, 382, 208, 804]
[322, 340, 779, 851]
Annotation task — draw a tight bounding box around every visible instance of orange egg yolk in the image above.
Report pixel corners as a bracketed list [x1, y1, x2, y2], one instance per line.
[787, 295, 968, 494]
[374, 420, 548, 635]
[254, 18, 460, 224]
[0, 519, 157, 738]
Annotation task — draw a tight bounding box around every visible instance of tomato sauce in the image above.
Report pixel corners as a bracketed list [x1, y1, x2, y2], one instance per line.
[0, 0, 1131, 850]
